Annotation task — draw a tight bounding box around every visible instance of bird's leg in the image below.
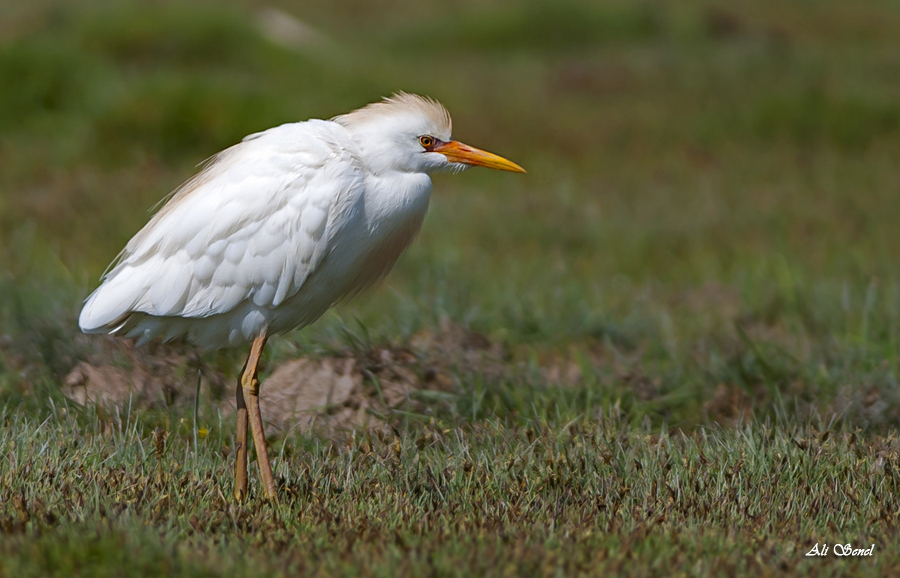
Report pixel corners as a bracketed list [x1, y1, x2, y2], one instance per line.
[233, 368, 249, 502]
[242, 331, 277, 500]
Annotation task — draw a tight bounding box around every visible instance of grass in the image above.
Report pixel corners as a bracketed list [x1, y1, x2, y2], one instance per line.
[2, 0, 900, 575]
[2, 406, 898, 577]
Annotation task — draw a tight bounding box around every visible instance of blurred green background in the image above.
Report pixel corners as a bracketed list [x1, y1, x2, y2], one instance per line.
[3, 0, 900, 428]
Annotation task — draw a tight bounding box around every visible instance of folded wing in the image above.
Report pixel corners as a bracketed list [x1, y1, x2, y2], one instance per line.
[79, 120, 364, 337]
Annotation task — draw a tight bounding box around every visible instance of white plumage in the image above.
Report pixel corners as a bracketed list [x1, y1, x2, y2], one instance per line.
[78, 92, 524, 499]
[81, 119, 370, 346]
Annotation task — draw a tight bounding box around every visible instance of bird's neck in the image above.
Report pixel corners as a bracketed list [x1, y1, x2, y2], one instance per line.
[364, 171, 432, 222]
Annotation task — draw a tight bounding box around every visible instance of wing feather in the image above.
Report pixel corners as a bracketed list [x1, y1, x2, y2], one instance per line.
[79, 120, 364, 336]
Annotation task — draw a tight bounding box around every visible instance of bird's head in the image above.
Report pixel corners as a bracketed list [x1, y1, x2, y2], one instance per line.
[333, 92, 525, 176]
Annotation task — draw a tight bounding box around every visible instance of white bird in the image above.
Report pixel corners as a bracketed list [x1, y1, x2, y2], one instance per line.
[79, 93, 525, 500]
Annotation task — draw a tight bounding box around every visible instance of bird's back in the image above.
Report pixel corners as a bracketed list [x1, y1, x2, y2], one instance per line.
[80, 118, 431, 347]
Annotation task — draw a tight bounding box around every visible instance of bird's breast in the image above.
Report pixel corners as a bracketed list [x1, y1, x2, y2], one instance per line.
[341, 172, 432, 292]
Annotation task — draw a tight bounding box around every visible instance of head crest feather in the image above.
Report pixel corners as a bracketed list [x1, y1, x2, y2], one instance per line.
[334, 92, 452, 136]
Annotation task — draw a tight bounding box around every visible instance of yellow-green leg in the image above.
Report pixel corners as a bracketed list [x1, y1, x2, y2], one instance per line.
[234, 376, 249, 501]
[234, 332, 276, 500]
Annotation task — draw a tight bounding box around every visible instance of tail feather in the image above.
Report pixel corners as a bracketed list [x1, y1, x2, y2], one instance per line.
[78, 272, 142, 333]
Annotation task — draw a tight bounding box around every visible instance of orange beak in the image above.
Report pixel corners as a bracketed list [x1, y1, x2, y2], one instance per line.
[432, 140, 526, 173]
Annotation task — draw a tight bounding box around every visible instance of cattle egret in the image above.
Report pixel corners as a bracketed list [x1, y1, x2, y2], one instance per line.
[79, 93, 525, 500]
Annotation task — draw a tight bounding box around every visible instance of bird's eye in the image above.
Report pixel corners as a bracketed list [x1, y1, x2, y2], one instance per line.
[419, 135, 435, 150]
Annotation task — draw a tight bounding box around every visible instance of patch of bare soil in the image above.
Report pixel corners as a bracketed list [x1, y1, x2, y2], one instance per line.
[246, 318, 511, 434]
[60, 337, 226, 410]
[253, 351, 412, 435]
[60, 319, 516, 436]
